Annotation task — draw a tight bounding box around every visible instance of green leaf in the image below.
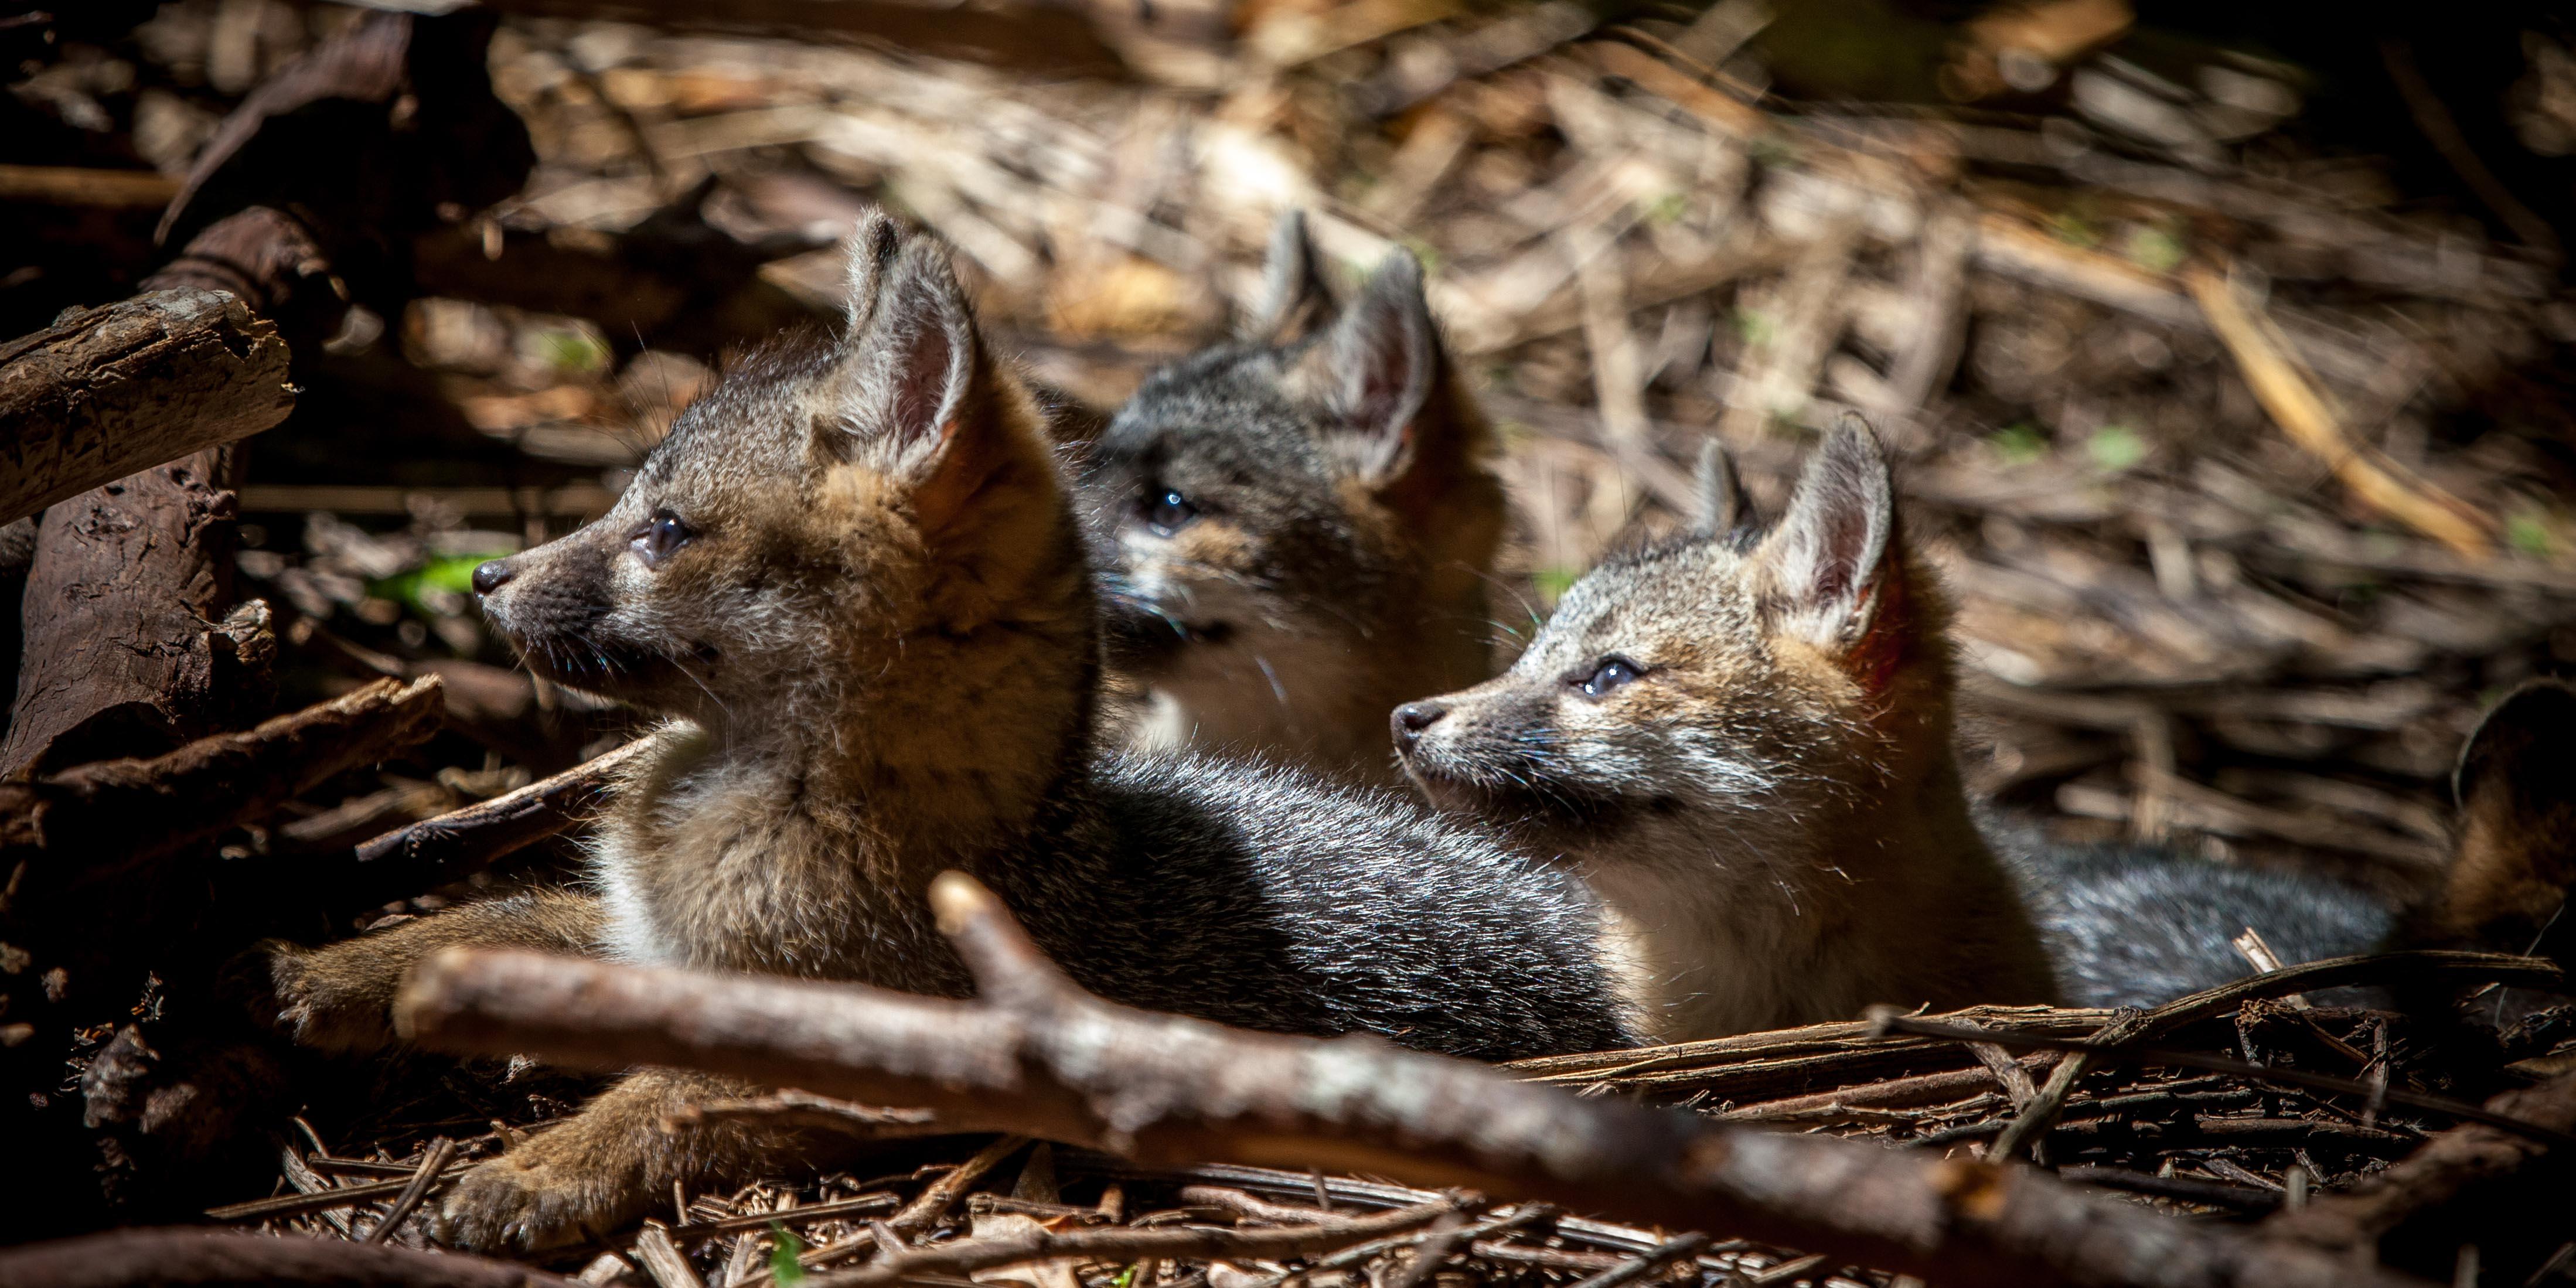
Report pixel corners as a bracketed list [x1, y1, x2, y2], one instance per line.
[770, 1222, 807, 1286]
[371, 553, 513, 615]
[1535, 567, 1581, 604]
[1730, 308, 1775, 346]
[1988, 422, 2047, 466]
[2086, 424, 2146, 472]
[537, 326, 611, 376]
[2122, 225, 2185, 275]
[2508, 511, 2554, 557]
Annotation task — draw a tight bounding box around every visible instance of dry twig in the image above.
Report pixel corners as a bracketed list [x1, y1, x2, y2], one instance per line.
[396, 871, 2429, 1288]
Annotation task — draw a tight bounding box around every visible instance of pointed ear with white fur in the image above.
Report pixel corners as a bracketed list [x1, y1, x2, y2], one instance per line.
[1750, 415, 1896, 652]
[1239, 209, 1334, 345]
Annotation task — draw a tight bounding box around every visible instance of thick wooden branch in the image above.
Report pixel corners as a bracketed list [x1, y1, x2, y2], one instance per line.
[0, 289, 293, 526]
[2, 451, 265, 776]
[0, 676, 444, 885]
[0, 1228, 581, 1287]
[395, 873, 2430, 1288]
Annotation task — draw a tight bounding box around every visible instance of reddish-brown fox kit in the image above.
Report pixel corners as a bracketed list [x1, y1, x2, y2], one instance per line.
[1396, 420, 2059, 1040]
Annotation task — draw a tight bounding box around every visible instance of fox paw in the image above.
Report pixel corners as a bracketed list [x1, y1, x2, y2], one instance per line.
[430, 1146, 639, 1252]
[222, 939, 400, 1055]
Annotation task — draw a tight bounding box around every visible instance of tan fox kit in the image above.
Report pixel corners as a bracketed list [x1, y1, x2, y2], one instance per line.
[1082, 213, 1507, 783]
[237, 217, 1633, 1251]
[1394, 419, 2057, 1041]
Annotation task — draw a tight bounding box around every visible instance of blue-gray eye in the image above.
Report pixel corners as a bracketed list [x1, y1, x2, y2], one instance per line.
[1579, 657, 1643, 698]
[1144, 488, 1196, 537]
[632, 510, 692, 568]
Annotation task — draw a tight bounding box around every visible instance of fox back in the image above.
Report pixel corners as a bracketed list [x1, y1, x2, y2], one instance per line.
[1080, 214, 1506, 783]
[473, 214, 1631, 1059]
[2015, 679, 2576, 1009]
[1393, 420, 2056, 1040]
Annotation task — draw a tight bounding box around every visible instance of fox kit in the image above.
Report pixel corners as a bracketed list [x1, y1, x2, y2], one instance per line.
[238, 216, 1633, 1252]
[1081, 213, 1507, 783]
[2018, 677, 2576, 1008]
[1392, 418, 2057, 1041]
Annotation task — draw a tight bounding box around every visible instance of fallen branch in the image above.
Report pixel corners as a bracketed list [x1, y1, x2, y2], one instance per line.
[2267, 1066, 2576, 1256]
[320, 738, 649, 908]
[396, 872, 2431, 1288]
[665, 1088, 941, 1138]
[0, 676, 445, 887]
[1873, 1006, 2576, 1149]
[1976, 949, 2560, 1160]
[827, 1194, 1473, 1288]
[0, 1228, 581, 1287]
[2186, 265, 2494, 558]
[0, 163, 183, 208]
[2, 451, 267, 777]
[0, 289, 294, 525]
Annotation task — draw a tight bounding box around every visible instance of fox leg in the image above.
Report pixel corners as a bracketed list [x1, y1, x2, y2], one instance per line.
[233, 890, 604, 1055]
[432, 1068, 833, 1252]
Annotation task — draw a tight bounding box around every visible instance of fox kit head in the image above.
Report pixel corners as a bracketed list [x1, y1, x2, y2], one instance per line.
[1079, 212, 1505, 777]
[2438, 679, 2576, 967]
[474, 215, 1091, 800]
[1395, 420, 1950, 856]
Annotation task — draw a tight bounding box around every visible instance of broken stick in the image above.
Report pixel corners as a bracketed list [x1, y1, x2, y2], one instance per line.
[396, 872, 2419, 1288]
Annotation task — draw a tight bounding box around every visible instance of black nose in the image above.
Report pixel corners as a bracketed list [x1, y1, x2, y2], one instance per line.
[1391, 701, 1447, 746]
[471, 559, 514, 596]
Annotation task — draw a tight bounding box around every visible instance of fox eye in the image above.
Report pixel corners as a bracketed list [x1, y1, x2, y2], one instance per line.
[631, 509, 693, 568]
[1143, 487, 1197, 538]
[1577, 656, 1644, 699]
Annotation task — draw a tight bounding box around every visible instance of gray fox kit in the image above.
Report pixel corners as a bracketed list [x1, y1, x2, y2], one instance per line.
[1391, 418, 2058, 1041]
[2017, 677, 2576, 1008]
[1080, 213, 1507, 783]
[236, 216, 1634, 1252]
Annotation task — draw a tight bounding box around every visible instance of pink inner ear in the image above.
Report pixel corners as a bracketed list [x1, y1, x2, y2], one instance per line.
[1807, 494, 1879, 606]
[1345, 306, 1417, 432]
[889, 308, 959, 446]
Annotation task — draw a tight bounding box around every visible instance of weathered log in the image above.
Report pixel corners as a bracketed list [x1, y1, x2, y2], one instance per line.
[1, 450, 266, 777]
[139, 207, 340, 355]
[0, 675, 444, 886]
[395, 873, 2425, 1288]
[0, 289, 293, 526]
[0, 1228, 581, 1287]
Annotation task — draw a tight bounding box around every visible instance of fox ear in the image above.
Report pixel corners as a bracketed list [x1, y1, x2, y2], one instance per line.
[824, 220, 1000, 524]
[1296, 248, 1468, 494]
[840, 212, 907, 339]
[1691, 436, 1757, 543]
[2442, 679, 2576, 960]
[1750, 415, 1897, 655]
[1240, 209, 1333, 345]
